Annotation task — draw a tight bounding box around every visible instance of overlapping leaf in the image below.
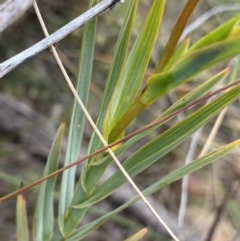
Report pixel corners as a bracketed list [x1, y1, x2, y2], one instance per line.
[81, 68, 230, 195]
[34, 122, 65, 241]
[54, 2, 140, 237]
[66, 140, 239, 241]
[190, 14, 240, 51]
[74, 85, 240, 208]
[82, 0, 138, 193]
[109, 69, 230, 159]
[58, 0, 98, 236]
[103, 0, 166, 141]
[109, 35, 240, 141]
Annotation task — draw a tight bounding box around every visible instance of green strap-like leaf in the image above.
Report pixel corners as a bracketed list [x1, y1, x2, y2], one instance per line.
[53, 1, 137, 237]
[55, 2, 139, 238]
[74, 85, 240, 208]
[16, 194, 29, 241]
[163, 67, 230, 115]
[190, 14, 240, 51]
[142, 37, 240, 105]
[109, 36, 240, 141]
[81, 0, 138, 193]
[82, 69, 229, 193]
[67, 140, 239, 241]
[33, 122, 65, 241]
[99, 69, 228, 166]
[103, 0, 166, 141]
[58, 0, 98, 235]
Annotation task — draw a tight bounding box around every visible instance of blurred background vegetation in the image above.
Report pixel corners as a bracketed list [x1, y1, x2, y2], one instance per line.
[1, 0, 240, 240]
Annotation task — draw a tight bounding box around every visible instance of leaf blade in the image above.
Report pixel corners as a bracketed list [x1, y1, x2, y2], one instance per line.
[82, 0, 139, 192]
[109, 36, 240, 141]
[190, 14, 240, 51]
[67, 140, 239, 240]
[104, 0, 166, 140]
[58, 2, 140, 237]
[58, 0, 98, 235]
[75, 85, 240, 208]
[16, 194, 29, 241]
[33, 122, 65, 241]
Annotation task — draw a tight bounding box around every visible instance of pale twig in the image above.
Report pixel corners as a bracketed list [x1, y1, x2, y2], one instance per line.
[0, 0, 36, 34]
[33, 2, 179, 240]
[199, 108, 227, 158]
[0, 0, 122, 78]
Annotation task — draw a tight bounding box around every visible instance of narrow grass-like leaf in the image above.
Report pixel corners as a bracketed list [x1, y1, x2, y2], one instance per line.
[143, 37, 240, 104]
[56, 2, 139, 237]
[97, 69, 229, 166]
[163, 67, 230, 115]
[81, 0, 138, 192]
[190, 14, 240, 51]
[141, 140, 240, 197]
[82, 69, 230, 192]
[58, 0, 98, 235]
[33, 122, 65, 241]
[16, 194, 29, 241]
[52, 188, 88, 239]
[64, 202, 88, 238]
[74, 85, 240, 208]
[109, 36, 240, 141]
[103, 0, 166, 141]
[155, 0, 200, 73]
[68, 140, 239, 240]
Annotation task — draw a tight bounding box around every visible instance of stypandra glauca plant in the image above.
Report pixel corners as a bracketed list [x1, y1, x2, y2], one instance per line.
[2, 0, 240, 240]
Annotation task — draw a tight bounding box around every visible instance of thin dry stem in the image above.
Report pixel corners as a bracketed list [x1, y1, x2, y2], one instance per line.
[1, 79, 240, 203]
[199, 108, 228, 157]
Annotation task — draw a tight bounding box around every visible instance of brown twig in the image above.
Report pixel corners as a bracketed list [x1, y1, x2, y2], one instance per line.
[1, 79, 240, 202]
